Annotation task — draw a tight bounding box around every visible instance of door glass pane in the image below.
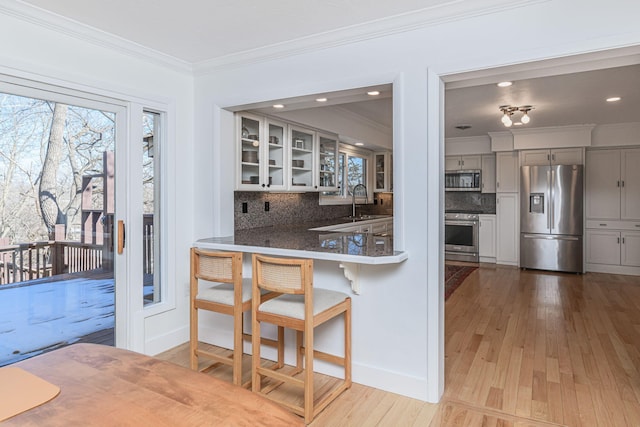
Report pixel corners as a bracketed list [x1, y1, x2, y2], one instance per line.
[0, 92, 116, 365]
[267, 122, 284, 187]
[143, 112, 160, 305]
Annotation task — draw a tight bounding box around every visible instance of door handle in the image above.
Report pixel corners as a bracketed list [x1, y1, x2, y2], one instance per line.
[117, 220, 125, 254]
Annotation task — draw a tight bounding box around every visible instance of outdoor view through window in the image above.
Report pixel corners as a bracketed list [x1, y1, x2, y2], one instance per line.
[0, 92, 159, 365]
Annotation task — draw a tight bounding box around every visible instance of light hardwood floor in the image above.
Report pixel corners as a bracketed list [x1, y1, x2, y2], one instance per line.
[157, 265, 640, 426]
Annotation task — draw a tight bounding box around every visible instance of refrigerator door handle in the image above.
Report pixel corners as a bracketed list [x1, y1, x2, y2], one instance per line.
[546, 169, 551, 230]
[550, 169, 555, 232]
[523, 234, 580, 241]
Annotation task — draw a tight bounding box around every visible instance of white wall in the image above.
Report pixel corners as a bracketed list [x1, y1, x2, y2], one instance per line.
[0, 11, 195, 356]
[193, 0, 640, 402]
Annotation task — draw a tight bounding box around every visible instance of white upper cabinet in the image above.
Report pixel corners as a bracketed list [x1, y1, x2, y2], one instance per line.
[317, 133, 339, 192]
[520, 148, 583, 166]
[236, 112, 340, 192]
[481, 154, 496, 193]
[621, 148, 640, 220]
[374, 151, 393, 192]
[496, 151, 519, 193]
[586, 148, 640, 221]
[237, 113, 266, 191]
[445, 155, 481, 170]
[289, 126, 315, 190]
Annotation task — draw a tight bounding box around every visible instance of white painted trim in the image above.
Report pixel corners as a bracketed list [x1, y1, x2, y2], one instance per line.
[191, 0, 549, 74]
[146, 324, 189, 356]
[585, 264, 640, 275]
[0, 0, 192, 74]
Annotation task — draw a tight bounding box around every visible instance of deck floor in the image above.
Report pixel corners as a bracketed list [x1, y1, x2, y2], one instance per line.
[0, 269, 116, 366]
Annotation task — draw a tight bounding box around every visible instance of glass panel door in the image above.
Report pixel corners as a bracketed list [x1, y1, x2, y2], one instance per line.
[239, 115, 262, 188]
[290, 127, 314, 189]
[143, 112, 160, 305]
[0, 91, 117, 365]
[318, 134, 338, 190]
[266, 120, 285, 189]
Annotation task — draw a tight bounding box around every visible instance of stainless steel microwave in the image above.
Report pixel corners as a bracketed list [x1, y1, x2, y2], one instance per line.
[444, 169, 481, 191]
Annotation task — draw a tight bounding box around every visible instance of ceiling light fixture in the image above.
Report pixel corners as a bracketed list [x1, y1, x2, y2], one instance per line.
[316, 97, 328, 102]
[273, 104, 284, 109]
[367, 91, 380, 96]
[606, 96, 621, 102]
[497, 81, 513, 88]
[355, 142, 365, 146]
[499, 105, 533, 127]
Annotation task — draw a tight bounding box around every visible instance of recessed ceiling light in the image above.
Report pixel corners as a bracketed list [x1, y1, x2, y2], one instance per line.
[497, 81, 513, 88]
[606, 97, 621, 102]
[514, 122, 523, 126]
[315, 97, 328, 102]
[355, 142, 365, 146]
[367, 91, 380, 96]
[273, 104, 284, 109]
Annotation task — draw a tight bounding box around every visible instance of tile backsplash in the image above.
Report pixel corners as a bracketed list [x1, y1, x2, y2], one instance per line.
[234, 192, 350, 230]
[445, 192, 496, 214]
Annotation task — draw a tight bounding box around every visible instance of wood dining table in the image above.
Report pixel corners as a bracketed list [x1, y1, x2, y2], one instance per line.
[2, 343, 303, 426]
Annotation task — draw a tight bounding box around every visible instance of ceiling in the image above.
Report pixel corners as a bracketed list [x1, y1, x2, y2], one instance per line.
[17, 1, 640, 141]
[20, 0, 457, 63]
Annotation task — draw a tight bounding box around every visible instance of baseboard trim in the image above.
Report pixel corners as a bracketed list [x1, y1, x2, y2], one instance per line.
[586, 263, 640, 276]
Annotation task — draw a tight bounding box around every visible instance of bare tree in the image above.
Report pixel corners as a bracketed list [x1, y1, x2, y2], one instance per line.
[38, 103, 68, 238]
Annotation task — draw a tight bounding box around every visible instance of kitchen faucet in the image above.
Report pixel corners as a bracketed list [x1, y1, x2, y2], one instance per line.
[352, 183, 368, 218]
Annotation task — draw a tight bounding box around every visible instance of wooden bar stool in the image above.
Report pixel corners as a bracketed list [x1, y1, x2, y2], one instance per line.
[190, 248, 283, 386]
[251, 254, 351, 423]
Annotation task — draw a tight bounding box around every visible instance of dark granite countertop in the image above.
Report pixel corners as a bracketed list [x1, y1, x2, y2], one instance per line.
[195, 216, 406, 265]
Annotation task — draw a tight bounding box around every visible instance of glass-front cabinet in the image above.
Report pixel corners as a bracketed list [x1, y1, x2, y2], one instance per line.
[374, 151, 393, 192]
[317, 133, 338, 191]
[265, 119, 286, 190]
[237, 113, 262, 190]
[289, 126, 315, 190]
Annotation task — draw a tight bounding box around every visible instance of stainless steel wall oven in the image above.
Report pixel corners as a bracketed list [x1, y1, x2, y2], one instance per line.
[445, 212, 479, 262]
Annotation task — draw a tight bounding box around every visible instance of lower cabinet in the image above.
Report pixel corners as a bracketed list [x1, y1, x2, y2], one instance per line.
[496, 193, 519, 266]
[586, 229, 640, 268]
[479, 214, 496, 262]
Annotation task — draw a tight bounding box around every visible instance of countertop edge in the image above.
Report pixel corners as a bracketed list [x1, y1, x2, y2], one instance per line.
[194, 239, 408, 265]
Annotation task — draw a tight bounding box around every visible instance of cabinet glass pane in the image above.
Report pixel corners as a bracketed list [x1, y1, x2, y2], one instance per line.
[267, 123, 284, 187]
[240, 117, 261, 186]
[319, 136, 337, 188]
[291, 129, 313, 187]
[375, 153, 385, 190]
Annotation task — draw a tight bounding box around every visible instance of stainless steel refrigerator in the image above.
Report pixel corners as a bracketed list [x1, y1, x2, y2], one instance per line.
[520, 164, 583, 273]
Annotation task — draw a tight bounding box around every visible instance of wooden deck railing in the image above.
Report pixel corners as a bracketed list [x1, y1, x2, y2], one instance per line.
[0, 241, 106, 286]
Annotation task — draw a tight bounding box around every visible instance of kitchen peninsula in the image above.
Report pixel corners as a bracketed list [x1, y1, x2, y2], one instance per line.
[195, 216, 407, 294]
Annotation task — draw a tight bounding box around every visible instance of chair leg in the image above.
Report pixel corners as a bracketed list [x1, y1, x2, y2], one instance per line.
[296, 330, 303, 371]
[277, 326, 285, 369]
[345, 300, 352, 388]
[304, 327, 314, 424]
[252, 317, 261, 393]
[190, 303, 198, 371]
[232, 310, 243, 386]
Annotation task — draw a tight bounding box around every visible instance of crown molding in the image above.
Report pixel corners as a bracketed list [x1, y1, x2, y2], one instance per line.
[193, 0, 549, 75]
[331, 105, 392, 136]
[0, 0, 192, 74]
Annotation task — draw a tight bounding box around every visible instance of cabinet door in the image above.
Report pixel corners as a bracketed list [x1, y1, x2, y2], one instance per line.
[445, 156, 461, 170]
[521, 149, 550, 166]
[318, 134, 338, 191]
[622, 231, 640, 267]
[621, 148, 640, 220]
[289, 126, 315, 190]
[479, 214, 496, 258]
[585, 150, 620, 220]
[265, 119, 287, 190]
[374, 152, 387, 192]
[496, 193, 518, 265]
[551, 148, 583, 165]
[586, 229, 621, 265]
[496, 152, 519, 193]
[237, 114, 263, 190]
[481, 154, 496, 193]
[460, 155, 481, 170]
